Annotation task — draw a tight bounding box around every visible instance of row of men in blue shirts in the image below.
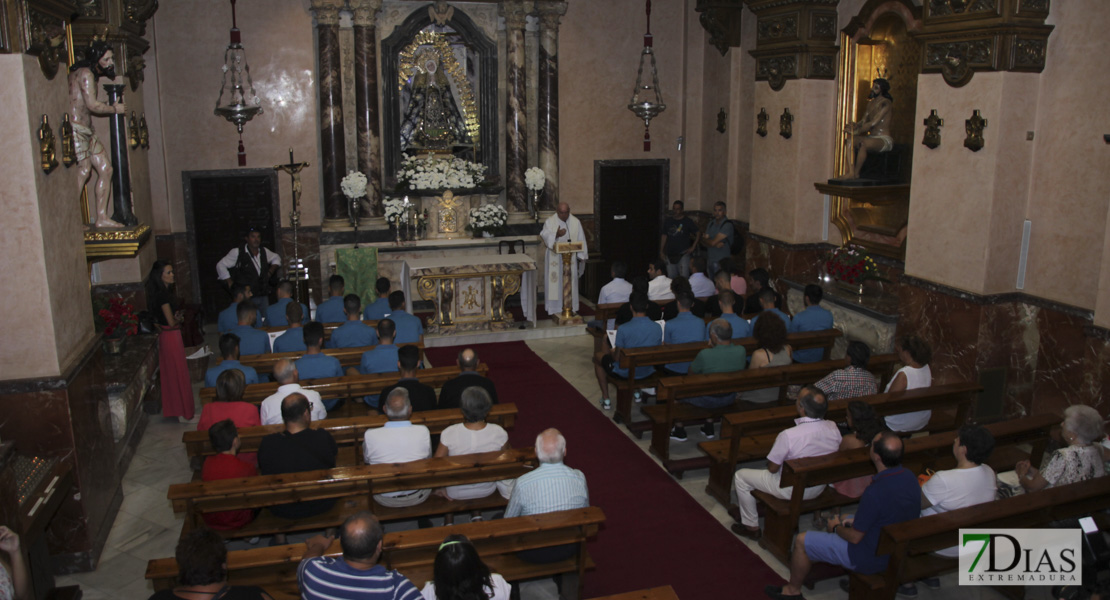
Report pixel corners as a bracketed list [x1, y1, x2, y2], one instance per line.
[217, 275, 397, 333]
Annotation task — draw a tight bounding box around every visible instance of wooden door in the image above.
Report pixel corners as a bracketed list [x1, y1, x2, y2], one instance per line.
[594, 160, 669, 285]
[183, 169, 281, 321]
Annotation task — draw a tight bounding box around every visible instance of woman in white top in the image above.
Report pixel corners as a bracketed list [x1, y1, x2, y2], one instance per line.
[435, 388, 511, 524]
[882, 335, 933, 432]
[421, 534, 512, 600]
[1016, 405, 1107, 492]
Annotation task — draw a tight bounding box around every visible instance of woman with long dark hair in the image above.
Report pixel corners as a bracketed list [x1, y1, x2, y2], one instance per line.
[421, 534, 511, 600]
[146, 260, 194, 422]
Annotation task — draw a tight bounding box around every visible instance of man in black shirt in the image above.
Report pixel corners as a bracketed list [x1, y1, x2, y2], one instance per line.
[258, 393, 338, 526]
[660, 200, 699, 278]
[378, 345, 438, 413]
[438, 348, 499, 410]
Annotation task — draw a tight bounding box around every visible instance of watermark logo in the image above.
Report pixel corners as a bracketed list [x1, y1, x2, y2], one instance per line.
[959, 529, 1081, 585]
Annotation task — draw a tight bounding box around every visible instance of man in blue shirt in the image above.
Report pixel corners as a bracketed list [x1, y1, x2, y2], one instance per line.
[387, 291, 424, 344]
[764, 432, 921, 600]
[228, 302, 271, 355]
[217, 284, 252, 334]
[265, 281, 309, 327]
[789, 284, 835, 363]
[662, 292, 707, 375]
[362, 277, 392, 320]
[358, 319, 398, 408]
[701, 201, 735, 277]
[328, 294, 378, 349]
[706, 290, 751, 340]
[297, 512, 421, 600]
[204, 333, 260, 387]
[594, 292, 662, 411]
[273, 302, 308, 353]
[315, 275, 347, 324]
[294, 322, 345, 411]
[751, 288, 791, 330]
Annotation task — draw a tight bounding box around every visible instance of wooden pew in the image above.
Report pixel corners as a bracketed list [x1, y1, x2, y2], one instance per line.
[169, 448, 537, 542]
[198, 363, 488, 407]
[183, 403, 518, 470]
[754, 413, 1058, 565]
[225, 341, 425, 372]
[606, 329, 845, 432]
[851, 477, 1110, 600]
[590, 586, 680, 600]
[146, 507, 606, 600]
[587, 300, 675, 354]
[699, 381, 983, 506]
[644, 354, 898, 474]
[260, 319, 379, 340]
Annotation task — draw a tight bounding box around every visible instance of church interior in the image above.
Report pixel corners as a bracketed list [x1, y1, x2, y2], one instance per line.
[0, 0, 1108, 598]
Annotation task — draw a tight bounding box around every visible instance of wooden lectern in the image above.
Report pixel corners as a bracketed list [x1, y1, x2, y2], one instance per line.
[554, 241, 584, 325]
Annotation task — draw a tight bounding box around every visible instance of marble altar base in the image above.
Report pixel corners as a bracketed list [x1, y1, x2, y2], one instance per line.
[402, 254, 537, 335]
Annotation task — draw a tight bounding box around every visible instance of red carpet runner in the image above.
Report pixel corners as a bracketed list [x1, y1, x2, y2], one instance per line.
[424, 341, 781, 599]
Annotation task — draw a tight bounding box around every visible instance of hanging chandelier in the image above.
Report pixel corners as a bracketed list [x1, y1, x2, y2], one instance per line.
[214, 0, 263, 166]
[628, 0, 665, 152]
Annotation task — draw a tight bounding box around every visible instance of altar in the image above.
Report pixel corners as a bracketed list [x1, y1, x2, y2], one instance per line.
[401, 254, 537, 334]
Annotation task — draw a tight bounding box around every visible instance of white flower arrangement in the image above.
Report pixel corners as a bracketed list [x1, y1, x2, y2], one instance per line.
[340, 170, 368, 199]
[525, 166, 546, 191]
[465, 203, 508, 235]
[397, 155, 486, 191]
[382, 198, 408, 226]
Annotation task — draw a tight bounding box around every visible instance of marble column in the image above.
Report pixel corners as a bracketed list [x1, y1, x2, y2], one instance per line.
[352, 0, 383, 216]
[312, 2, 348, 221]
[503, 2, 529, 212]
[536, 2, 566, 211]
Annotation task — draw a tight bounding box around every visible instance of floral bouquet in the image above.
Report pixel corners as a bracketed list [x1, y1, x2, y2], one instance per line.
[465, 203, 508, 236]
[397, 155, 486, 191]
[824, 245, 884, 285]
[416, 208, 429, 230]
[95, 297, 139, 338]
[340, 170, 368, 199]
[525, 166, 545, 192]
[383, 198, 409, 226]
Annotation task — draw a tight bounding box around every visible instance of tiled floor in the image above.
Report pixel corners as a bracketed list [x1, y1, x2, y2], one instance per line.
[56, 331, 1043, 599]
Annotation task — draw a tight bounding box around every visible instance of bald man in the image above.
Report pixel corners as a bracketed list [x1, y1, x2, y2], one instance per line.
[437, 348, 499, 410]
[540, 202, 588, 315]
[505, 428, 589, 563]
[259, 359, 327, 425]
[298, 511, 420, 600]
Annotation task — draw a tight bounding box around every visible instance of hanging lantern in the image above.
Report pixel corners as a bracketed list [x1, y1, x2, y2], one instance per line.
[628, 0, 665, 152]
[214, 0, 263, 166]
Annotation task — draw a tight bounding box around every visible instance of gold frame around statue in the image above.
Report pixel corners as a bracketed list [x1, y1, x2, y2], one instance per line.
[398, 31, 481, 152]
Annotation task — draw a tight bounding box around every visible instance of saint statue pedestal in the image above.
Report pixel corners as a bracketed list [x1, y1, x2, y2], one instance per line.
[552, 241, 584, 325]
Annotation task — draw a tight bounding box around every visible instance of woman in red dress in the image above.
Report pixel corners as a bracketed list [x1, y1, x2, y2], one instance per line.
[146, 260, 194, 422]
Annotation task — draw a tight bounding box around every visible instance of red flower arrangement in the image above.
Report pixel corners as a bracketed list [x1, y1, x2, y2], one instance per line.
[824, 245, 883, 285]
[97, 297, 139, 338]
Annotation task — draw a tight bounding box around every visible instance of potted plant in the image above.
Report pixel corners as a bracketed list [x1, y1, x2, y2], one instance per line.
[823, 245, 886, 294]
[465, 203, 508, 238]
[94, 296, 139, 354]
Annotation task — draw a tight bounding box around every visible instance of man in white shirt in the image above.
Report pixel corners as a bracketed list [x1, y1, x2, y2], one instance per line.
[688, 256, 716, 298]
[259, 359, 327, 425]
[363, 388, 432, 508]
[216, 228, 282, 313]
[646, 259, 674, 301]
[731, 386, 842, 539]
[540, 202, 588, 315]
[593, 261, 633, 331]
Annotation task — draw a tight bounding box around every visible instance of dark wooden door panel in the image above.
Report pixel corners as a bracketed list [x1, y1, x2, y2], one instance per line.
[595, 160, 669, 285]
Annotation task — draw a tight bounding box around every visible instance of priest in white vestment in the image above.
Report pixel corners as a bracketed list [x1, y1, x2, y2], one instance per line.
[540, 202, 588, 315]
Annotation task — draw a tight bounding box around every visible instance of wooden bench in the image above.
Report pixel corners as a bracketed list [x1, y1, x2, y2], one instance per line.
[755, 413, 1058, 565]
[587, 301, 674, 354]
[227, 341, 425, 372]
[260, 319, 379, 341]
[849, 476, 1110, 600]
[198, 363, 487, 407]
[605, 329, 845, 432]
[644, 354, 898, 475]
[169, 448, 537, 542]
[699, 381, 982, 506]
[590, 586, 679, 600]
[183, 402, 518, 470]
[147, 507, 606, 600]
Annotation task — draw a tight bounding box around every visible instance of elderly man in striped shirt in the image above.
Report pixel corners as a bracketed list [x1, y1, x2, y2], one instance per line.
[298, 512, 421, 600]
[504, 428, 589, 563]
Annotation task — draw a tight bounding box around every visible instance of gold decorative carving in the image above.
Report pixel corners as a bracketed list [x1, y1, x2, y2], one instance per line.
[127, 48, 146, 90]
[60, 114, 76, 167]
[437, 190, 461, 233]
[921, 110, 943, 149]
[123, 0, 159, 25]
[28, 8, 68, 80]
[1018, 0, 1049, 14]
[811, 13, 836, 38]
[756, 108, 769, 137]
[757, 13, 798, 42]
[84, 224, 151, 258]
[128, 112, 140, 149]
[810, 54, 834, 78]
[38, 115, 59, 174]
[398, 31, 480, 151]
[779, 108, 793, 139]
[1013, 38, 1046, 69]
[927, 0, 997, 17]
[964, 109, 986, 152]
[758, 56, 796, 91]
[76, 0, 105, 19]
[139, 113, 149, 148]
[695, 0, 745, 56]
